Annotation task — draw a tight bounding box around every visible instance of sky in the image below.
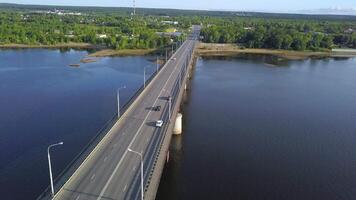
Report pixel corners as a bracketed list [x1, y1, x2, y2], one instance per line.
[2, 0, 356, 12]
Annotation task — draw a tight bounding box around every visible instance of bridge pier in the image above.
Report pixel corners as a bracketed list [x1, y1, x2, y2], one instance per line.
[143, 26, 200, 200]
[173, 113, 183, 135]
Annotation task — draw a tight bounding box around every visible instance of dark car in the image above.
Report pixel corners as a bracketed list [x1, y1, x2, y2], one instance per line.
[154, 105, 161, 111]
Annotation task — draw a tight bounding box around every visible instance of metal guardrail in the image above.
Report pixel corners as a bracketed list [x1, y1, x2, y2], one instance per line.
[126, 41, 196, 200]
[36, 42, 184, 200]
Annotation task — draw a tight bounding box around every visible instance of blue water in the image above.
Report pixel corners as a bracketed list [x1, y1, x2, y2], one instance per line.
[157, 55, 356, 200]
[0, 49, 156, 199]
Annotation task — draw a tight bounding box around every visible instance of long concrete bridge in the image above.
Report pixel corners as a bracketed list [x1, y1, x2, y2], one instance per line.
[38, 25, 200, 200]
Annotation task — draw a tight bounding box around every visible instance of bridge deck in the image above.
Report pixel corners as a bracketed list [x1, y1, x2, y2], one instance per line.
[53, 27, 200, 200]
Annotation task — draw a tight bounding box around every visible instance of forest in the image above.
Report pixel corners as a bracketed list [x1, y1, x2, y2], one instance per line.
[0, 9, 189, 49]
[200, 17, 356, 51]
[1, 3, 356, 51]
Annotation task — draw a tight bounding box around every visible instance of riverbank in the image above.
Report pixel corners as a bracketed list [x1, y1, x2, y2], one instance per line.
[0, 43, 158, 57]
[87, 49, 157, 57]
[197, 43, 356, 60]
[0, 42, 101, 49]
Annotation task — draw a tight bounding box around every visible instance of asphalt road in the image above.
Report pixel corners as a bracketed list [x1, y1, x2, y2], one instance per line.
[54, 26, 200, 200]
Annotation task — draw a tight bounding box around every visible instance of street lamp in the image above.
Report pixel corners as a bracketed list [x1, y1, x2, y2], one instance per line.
[167, 96, 172, 120]
[144, 66, 147, 89]
[128, 148, 144, 200]
[165, 48, 168, 63]
[117, 86, 126, 118]
[156, 56, 159, 72]
[47, 142, 64, 198]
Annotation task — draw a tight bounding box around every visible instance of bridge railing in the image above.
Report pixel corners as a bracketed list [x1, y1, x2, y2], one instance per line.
[36, 42, 185, 200]
[126, 40, 197, 200]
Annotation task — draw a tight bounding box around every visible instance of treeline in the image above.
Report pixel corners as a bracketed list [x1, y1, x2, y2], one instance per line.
[0, 11, 186, 49]
[1, 6, 356, 51]
[200, 17, 356, 51]
[3, 3, 356, 20]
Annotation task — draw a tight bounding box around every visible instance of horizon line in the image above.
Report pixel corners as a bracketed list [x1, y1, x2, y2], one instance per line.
[1, 2, 356, 16]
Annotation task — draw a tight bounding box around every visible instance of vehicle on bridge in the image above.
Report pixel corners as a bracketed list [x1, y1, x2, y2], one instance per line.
[156, 120, 164, 128]
[154, 105, 161, 111]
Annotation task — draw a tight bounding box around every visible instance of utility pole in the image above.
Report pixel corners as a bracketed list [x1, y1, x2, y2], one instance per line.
[133, 0, 136, 16]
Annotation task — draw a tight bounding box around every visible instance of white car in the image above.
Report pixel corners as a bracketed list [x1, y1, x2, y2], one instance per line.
[155, 120, 164, 128]
[172, 57, 177, 61]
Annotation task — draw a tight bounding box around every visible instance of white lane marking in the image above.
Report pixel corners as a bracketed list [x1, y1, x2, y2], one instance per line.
[90, 174, 96, 181]
[75, 195, 80, 200]
[114, 143, 117, 147]
[96, 41, 191, 200]
[53, 40, 194, 199]
[103, 156, 108, 162]
[123, 185, 128, 192]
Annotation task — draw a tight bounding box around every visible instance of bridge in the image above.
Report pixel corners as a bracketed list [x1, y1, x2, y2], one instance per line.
[39, 25, 200, 200]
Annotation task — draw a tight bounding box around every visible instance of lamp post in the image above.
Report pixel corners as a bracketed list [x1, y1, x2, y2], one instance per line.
[168, 96, 172, 120]
[117, 86, 126, 118]
[128, 148, 144, 200]
[165, 48, 168, 63]
[47, 142, 64, 198]
[144, 66, 147, 89]
[156, 56, 159, 72]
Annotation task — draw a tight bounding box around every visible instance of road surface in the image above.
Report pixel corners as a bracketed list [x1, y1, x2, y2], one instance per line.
[53, 27, 200, 200]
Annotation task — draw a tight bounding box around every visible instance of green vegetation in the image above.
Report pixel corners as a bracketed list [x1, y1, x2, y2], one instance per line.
[0, 5, 189, 49]
[200, 17, 356, 51]
[1, 3, 356, 52]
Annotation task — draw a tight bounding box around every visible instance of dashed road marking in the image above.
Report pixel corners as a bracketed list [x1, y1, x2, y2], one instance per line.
[96, 40, 193, 200]
[90, 174, 96, 181]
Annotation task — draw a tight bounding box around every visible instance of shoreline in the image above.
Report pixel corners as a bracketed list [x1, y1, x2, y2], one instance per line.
[2, 42, 355, 59]
[197, 43, 356, 60]
[0, 43, 158, 57]
[87, 49, 157, 57]
[0, 43, 101, 49]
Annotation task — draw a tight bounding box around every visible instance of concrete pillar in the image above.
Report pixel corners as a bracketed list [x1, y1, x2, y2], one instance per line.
[173, 113, 183, 135]
[166, 151, 170, 163]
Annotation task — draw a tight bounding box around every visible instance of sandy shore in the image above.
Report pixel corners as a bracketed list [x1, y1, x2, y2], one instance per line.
[197, 43, 356, 60]
[88, 49, 157, 57]
[0, 43, 159, 57]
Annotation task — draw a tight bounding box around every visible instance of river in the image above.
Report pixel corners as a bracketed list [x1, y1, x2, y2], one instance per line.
[157, 55, 356, 200]
[0, 49, 156, 199]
